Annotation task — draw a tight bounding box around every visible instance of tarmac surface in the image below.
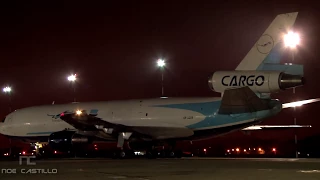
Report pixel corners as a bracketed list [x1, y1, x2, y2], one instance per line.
[1, 157, 320, 180]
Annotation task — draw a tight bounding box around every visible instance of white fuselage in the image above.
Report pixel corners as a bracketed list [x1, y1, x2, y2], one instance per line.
[0, 97, 262, 139]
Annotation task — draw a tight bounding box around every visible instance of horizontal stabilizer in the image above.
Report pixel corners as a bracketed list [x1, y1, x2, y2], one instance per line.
[219, 86, 270, 114]
[242, 125, 312, 131]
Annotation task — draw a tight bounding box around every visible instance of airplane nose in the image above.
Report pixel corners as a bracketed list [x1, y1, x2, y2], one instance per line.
[0, 124, 4, 134]
[0, 122, 8, 135]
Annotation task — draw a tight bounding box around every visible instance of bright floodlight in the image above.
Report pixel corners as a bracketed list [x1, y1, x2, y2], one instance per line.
[76, 110, 82, 115]
[284, 31, 300, 48]
[3, 87, 11, 93]
[68, 74, 76, 82]
[157, 59, 165, 67]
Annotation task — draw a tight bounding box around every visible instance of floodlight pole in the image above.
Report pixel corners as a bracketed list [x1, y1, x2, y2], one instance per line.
[8, 93, 11, 113]
[157, 59, 165, 97]
[68, 75, 77, 102]
[161, 68, 164, 97]
[9, 138, 12, 156]
[3, 88, 12, 156]
[292, 49, 298, 158]
[72, 82, 76, 102]
[3, 88, 12, 113]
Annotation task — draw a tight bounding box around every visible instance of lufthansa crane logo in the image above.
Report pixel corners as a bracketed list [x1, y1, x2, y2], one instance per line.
[256, 34, 274, 54]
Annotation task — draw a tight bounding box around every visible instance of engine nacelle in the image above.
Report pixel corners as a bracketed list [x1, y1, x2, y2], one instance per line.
[208, 71, 305, 93]
[48, 131, 91, 151]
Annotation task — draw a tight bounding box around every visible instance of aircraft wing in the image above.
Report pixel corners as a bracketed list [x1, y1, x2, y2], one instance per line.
[241, 98, 320, 131]
[242, 125, 312, 131]
[59, 110, 194, 145]
[281, 98, 320, 109]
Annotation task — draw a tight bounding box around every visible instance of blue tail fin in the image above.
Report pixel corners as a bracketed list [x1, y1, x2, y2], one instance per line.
[235, 12, 303, 76]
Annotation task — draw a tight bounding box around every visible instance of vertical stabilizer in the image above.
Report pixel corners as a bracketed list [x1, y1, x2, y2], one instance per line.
[235, 12, 298, 71]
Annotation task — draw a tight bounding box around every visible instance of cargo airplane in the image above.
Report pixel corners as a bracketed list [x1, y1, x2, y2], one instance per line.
[0, 12, 316, 158]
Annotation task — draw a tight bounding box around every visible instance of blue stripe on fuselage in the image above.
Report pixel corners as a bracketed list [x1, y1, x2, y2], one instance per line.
[153, 100, 276, 129]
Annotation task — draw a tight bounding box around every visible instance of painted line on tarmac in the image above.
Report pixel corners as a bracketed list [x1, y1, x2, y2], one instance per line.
[181, 157, 320, 162]
[258, 169, 273, 171]
[297, 170, 320, 173]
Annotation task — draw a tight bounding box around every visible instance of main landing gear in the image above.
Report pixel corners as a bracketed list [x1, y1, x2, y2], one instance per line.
[112, 131, 182, 159]
[112, 140, 183, 159]
[112, 149, 135, 159]
[111, 149, 183, 159]
[145, 141, 182, 159]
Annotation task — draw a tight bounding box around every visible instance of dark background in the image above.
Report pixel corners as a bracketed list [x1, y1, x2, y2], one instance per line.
[0, 0, 319, 149]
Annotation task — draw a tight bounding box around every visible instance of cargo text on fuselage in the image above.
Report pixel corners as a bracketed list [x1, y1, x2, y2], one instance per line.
[222, 75, 265, 86]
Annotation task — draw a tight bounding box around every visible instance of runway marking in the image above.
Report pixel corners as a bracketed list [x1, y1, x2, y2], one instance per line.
[108, 176, 127, 179]
[107, 175, 149, 180]
[298, 170, 320, 173]
[258, 169, 272, 171]
[107, 176, 149, 180]
[181, 157, 320, 162]
[96, 171, 150, 180]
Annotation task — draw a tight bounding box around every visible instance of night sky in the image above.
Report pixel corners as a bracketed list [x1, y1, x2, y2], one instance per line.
[0, 1, 320, 147]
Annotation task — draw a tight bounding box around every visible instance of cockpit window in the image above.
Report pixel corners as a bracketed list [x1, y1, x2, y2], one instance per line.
[1, 117, 5, 122]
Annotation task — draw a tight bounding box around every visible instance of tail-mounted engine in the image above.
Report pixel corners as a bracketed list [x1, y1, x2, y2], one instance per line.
[208, 71, 305, 93]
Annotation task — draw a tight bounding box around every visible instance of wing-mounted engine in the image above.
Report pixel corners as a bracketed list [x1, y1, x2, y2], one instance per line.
[208, 71, 305, 93]
[48, 130, 91, 151]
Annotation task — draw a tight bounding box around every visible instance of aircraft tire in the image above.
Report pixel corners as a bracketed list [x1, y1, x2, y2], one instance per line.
[119, 151, 126, 159]
[174, 150, 182, 158]
[112, 151, 119, 159]
[169, 151, 175, 158]
[159, 150, 166, 158]
[146, 150, 157, 159]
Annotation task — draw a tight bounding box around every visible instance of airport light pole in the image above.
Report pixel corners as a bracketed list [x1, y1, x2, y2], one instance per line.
[284, 31, 300, 158]
[67, 74, 77, 102]
[3, 86, 12, 156]
[3, 86, 12, 112]
[157, 59, 165, 97]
